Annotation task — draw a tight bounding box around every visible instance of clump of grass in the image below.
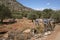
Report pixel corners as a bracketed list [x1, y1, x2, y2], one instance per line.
[35, 26, 44, 33]
[7, 26, 12, 29]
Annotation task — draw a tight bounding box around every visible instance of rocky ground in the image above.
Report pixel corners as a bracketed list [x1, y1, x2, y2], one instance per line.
[0, 18, 60, 40]
[29, 24, 60, 40]
[44, 24, 60, 40]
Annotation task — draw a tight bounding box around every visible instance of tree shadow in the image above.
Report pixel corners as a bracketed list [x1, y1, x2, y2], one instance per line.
[0, 20, 17, 25]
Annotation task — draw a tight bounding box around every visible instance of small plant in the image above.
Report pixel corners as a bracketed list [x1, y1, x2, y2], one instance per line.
[35, 26, 44, 33]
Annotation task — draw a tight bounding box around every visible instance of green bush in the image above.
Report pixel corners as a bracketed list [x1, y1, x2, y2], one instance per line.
[27, 13, 39, 20]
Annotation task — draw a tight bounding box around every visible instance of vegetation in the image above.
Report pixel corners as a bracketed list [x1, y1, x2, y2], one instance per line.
[12, 12, 23, 19]
[27, 12, 39, 20]
[42, 9, 53, 18]
[0, 4, 12, 22]
[0, 4, 60, 23]
[52, 11, 60, 23]
[3, 8, 60, 23]
[0, 0, 60, 40]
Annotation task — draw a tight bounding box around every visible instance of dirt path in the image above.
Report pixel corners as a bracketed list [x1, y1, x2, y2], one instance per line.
[44, 24, 60, 40]
[54, 32, 60, 40]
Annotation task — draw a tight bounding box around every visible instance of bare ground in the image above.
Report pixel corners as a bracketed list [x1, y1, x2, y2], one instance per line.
[43, 24, 60, 40]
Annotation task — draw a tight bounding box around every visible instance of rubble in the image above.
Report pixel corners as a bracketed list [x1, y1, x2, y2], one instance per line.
[44, 31, 51, 36]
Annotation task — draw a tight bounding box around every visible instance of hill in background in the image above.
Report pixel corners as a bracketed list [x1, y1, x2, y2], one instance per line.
[0, 0, 33, 12]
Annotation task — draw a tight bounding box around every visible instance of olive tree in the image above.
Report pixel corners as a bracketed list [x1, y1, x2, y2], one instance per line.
[0, 4, 12, 22]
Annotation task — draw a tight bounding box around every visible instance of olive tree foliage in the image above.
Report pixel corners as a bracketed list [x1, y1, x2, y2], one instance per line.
[42, 9, 60, 23]
[27, 12, 39, 20]
[34, 11, 42, 18]
[42, 9, 53, 18]
[52, 11, 60, 22]
[0, 4, 12, 22]
[26, 9, 60, 23]
[12, 10, 30, 19]
[27, 10, 42, 21]
[21, 11, 30, 17]
[12, 12, 23, 19]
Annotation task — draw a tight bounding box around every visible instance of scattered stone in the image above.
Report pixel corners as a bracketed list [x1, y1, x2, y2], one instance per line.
[23, 29, 31, 33]
[44, 31, 51, 36]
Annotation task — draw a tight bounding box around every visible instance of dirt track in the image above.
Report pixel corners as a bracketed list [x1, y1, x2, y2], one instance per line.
[44, 24, 60, 40]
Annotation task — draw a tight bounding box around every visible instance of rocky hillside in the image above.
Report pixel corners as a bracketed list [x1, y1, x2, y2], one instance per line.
[0, 0, 33, 12]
